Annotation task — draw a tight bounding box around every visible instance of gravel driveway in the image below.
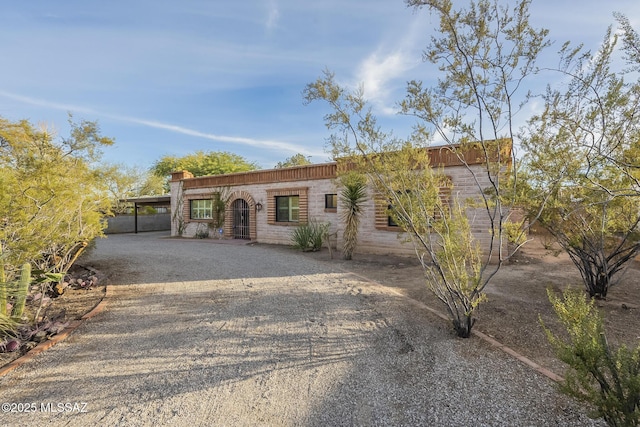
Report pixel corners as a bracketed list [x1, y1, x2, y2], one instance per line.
[0, 232, 601, 426]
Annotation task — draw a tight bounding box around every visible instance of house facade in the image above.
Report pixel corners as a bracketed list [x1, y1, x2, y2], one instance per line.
[169, 146, 500, 256]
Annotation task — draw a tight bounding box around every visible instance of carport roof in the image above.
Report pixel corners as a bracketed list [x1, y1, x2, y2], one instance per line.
[120, 195, 170, 205]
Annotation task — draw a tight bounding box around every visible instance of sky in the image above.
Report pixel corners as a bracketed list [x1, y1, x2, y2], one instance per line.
[0, 0, 639, 171]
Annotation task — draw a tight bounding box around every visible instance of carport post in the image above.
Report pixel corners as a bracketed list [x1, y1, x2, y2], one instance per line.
[134, 202, 138, 234]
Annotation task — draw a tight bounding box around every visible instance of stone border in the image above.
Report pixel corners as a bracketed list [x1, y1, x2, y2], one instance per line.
[343, 269, 565, 384]
[0, 269, 112, 378]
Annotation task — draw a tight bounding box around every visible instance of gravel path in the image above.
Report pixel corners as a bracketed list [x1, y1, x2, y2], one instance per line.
[0, 232, 602, 426]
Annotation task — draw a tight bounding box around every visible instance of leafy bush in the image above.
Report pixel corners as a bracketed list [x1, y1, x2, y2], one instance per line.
[290, 221, 328, 252]
[194, 224, 210, 239]
[541, 288, 640, 426]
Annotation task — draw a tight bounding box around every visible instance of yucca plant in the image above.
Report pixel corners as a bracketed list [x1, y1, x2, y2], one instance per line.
[340, 173, 367, 260]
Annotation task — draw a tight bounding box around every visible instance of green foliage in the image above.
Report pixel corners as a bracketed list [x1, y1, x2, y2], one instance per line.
[100, 163, 166, 214]
[194, 223, 210, 239]
[150, 150, 260, 181]
[520, 21, 640, 298]
[275, 153, 312, 169]
[0, 260, 31, 337]
[139, 206, 158, 215]
[211, 189, 231, 229]
[303, 0, 546, 338]
[615, 12, 640, 72]
[290, 220, 329, 252]
[429, 201, 486, 337]
[0, 251, 6, 317]
[10, 263, 31, 321]
[0, 116, 114, 280]
[542, 289, 640, 426]
[0, 313, 17, 341]
[339, 173, 367, 260]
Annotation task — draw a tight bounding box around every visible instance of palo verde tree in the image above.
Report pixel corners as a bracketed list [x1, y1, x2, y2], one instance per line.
[305, 0, 548, 337]
[0, 116, 114, 280]
[520, 18, 640, 299]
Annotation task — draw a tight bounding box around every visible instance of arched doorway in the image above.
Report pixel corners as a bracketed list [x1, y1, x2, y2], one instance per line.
[232, 199, 250, 239]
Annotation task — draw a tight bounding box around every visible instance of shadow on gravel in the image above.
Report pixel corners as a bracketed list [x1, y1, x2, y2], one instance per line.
[9, 279, 445, 418]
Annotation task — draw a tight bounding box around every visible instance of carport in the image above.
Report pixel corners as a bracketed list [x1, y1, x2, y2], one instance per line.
[120, 195, 171, 233]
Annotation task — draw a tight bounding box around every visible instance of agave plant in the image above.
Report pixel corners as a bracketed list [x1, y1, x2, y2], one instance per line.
[290, 220, 329, 252]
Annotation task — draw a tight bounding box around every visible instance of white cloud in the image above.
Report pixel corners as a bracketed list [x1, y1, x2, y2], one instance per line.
[354, 15, 426, 115]
[124, 118, 325, 157]
[357, 51, 413, 112]
[265, 0, 280, 32]
[0, 90, 96, 115]
[0, 90, 324, 157]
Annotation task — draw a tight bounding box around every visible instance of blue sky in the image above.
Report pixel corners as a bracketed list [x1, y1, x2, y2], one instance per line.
[0, 0, 639, 170]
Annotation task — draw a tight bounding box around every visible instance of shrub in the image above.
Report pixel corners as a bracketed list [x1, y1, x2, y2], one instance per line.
[541, 288, 640, 426]
[194, 223, 210, 239]
[291, 220, 328, 252]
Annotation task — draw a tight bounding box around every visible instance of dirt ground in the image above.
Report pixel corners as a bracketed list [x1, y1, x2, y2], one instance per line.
[300, 233, 640, 376]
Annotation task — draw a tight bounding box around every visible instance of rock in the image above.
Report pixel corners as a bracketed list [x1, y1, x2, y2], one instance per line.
[34, 331, 48, 342]
[54, 282, 68, 296]
[5, 339, 20, 352]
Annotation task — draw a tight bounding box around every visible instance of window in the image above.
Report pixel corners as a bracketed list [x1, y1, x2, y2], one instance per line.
[190, 199, 213, 220]
[387, 190, 410, 227]
[375, 182, 452, 230]
[267, 187, 308, 225]
[276, 196, 299, 222]
[325, 194, 337, 210]
[387, 204, 399, 227]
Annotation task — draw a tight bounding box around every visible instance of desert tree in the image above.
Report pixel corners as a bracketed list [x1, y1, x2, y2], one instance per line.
[100, 164, 166, 214]
[151, 151, 259, 179]
[0, 116, 114, 280]
[520, 19, 640, 299]
[305, 0, 548, 337]
[275, 153, 312, 169]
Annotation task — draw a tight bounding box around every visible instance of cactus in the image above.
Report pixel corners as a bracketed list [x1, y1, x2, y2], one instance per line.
[11, 263, 31, 321]
[0, 257, 6, 317]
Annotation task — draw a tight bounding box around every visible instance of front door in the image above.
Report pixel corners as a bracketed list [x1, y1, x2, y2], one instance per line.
[232, 199, 250, 239]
